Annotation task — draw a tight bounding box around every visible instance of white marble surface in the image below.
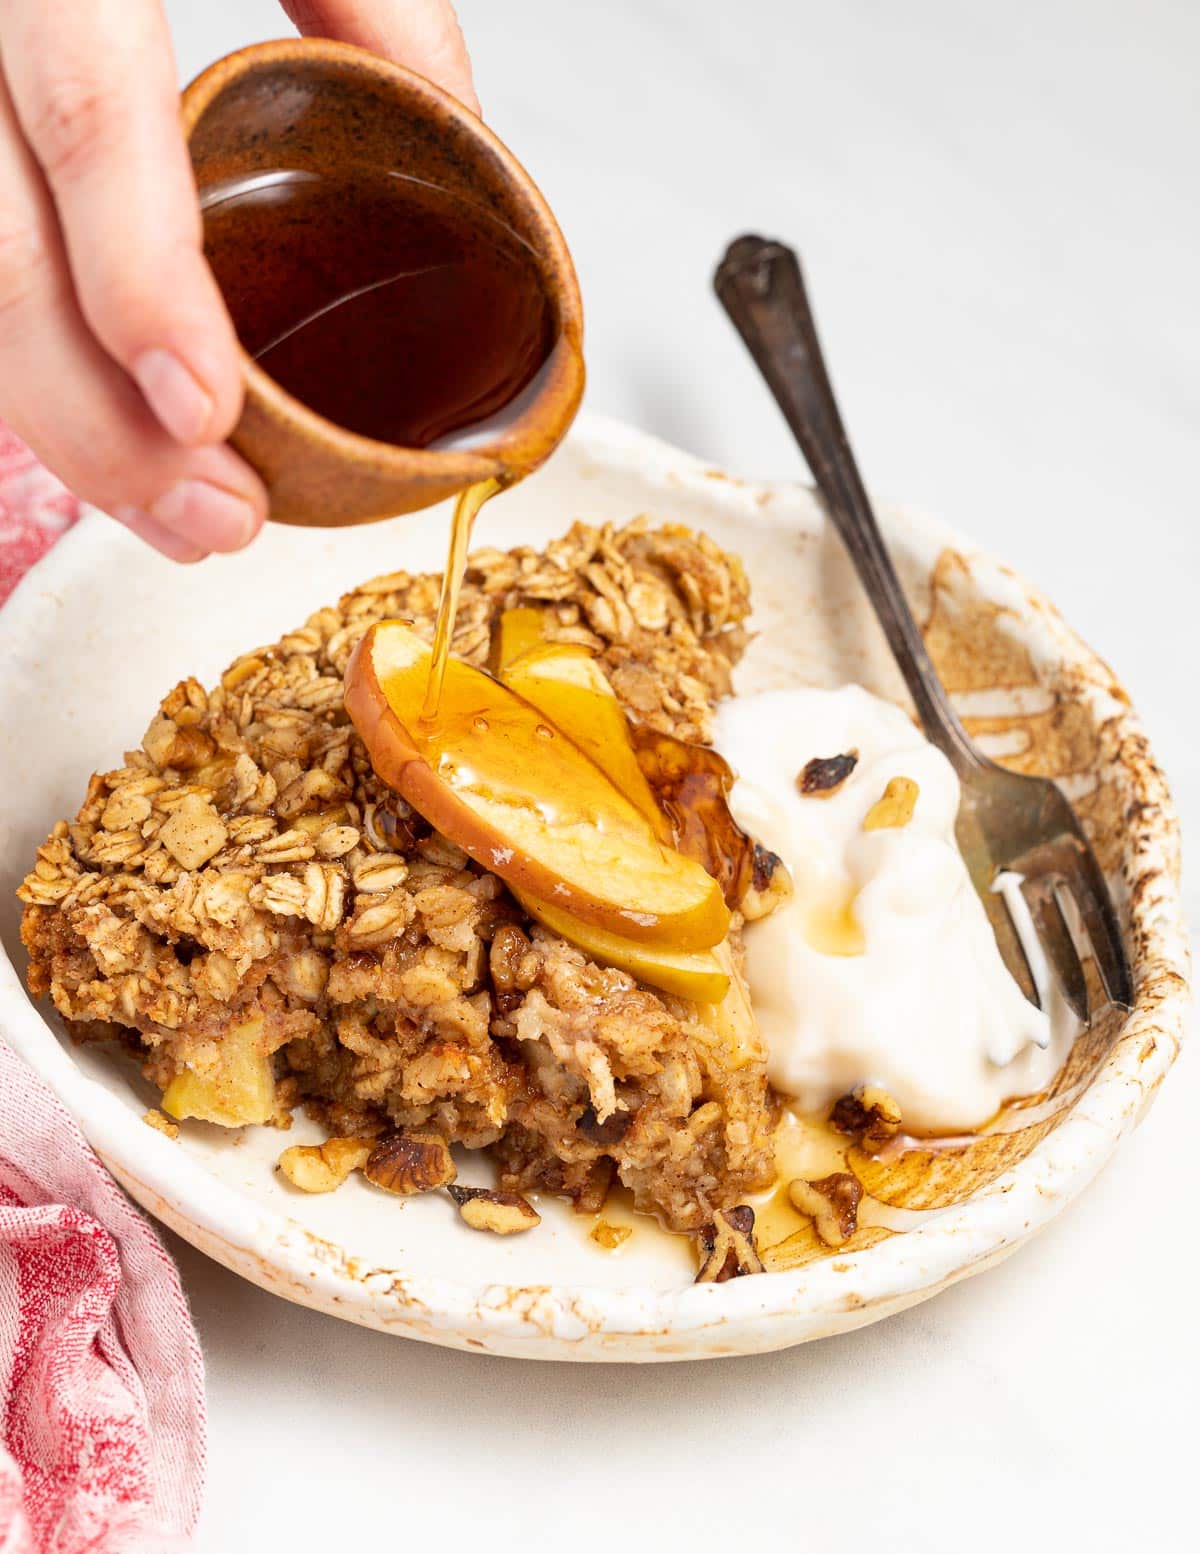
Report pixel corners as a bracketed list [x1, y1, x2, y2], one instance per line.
[160, 3, 1196, 1549]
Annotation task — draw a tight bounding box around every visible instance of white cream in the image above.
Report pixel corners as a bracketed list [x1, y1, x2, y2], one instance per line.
[713, 686, 1075, 1133]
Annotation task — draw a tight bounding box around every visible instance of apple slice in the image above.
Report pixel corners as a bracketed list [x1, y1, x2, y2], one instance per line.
[517, 889, 730, 1002]
[489, 606, 547, 675]
[345, 621, 730, 950]
[499, 644, 671, 840]
[696, 940, 758, 1055]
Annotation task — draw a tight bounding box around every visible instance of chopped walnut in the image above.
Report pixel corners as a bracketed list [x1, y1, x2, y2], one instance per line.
[447, 1185, 540, 1234]
[788, 1172, 862, 1246]
[829, 1084, 902, 1152]
[142, 1108, 179, 1140]
[590, 1220, 632, 1251]
[278, 1137, 374, 1193]
[740, 842, 794, 921]
[364, 1130, 457, 1195]
[695, 1205, 764, 1282]
[863, 776, 919, 831]
[144, 715, 216, 773]
[798, 751, 858, 797]
[276, 767, 347, 821]
[489, 923, 532, 1014]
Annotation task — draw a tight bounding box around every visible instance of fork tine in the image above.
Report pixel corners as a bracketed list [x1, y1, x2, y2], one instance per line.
[1060, 846, 1134, 1010]
[1021, 878, 1090, 1023]
[985, 873, 1041, 1010]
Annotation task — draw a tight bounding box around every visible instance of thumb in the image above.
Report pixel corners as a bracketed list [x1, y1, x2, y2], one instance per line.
[280, 0, 479, 114]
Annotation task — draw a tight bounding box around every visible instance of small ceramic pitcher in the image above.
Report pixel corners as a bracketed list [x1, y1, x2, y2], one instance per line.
[181, 39, 584, 527]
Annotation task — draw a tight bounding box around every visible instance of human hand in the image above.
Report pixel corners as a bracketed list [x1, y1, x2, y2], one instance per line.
[0, 0, 475, 562]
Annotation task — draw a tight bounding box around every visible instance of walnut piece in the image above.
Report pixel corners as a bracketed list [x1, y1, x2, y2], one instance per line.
[278, 1137, 374, 1193]
[364, 1130, 457, 1195]
[144, 715, 216, 772]
[798, 751, 858, 797]
[829, 1084, 902, 1152]
[788, 1172, 863, 1246]
[695, 1205, 764, 1282]
[489, 923, 532, 1014]
[863, 776, 919, 831]
[447, 1185, 540, 1235]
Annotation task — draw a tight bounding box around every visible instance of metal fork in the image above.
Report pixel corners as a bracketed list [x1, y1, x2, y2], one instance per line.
[714, 236, 1132, 1021]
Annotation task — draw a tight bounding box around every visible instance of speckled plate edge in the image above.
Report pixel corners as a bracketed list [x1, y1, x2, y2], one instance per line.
[0, 413, 1189, 1360]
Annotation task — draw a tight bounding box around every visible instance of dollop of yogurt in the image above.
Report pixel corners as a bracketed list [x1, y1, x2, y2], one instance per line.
[714, 686, 1075, 1133]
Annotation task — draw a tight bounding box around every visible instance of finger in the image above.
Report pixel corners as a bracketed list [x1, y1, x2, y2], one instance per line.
[0, 0, 244, 446]
[110, 507, 209, 564]
[114, 479, 266, 553]
[281, 0, 479, 113]
[0, 73, 265, 553]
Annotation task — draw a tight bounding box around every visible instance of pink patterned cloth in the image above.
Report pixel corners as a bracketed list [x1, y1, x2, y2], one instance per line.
[0, 426, 81, 605]
[1, 429, 206, 1551]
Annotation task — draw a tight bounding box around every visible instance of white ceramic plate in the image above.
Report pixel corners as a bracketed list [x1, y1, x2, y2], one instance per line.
[0, 414, 1188, 1360]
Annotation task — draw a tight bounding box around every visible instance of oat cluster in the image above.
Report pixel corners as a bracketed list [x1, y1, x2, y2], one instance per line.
[19, 519, 775, 1231]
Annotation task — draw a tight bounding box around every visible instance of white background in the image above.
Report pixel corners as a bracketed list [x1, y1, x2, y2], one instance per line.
[160, 4, 1197, 1550]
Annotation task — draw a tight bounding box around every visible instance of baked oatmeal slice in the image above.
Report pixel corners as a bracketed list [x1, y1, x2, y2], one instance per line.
[19, 519, 776, 1231]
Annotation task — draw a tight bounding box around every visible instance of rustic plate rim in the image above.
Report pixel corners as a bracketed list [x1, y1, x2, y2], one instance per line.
[0, 411, 1189, 1357]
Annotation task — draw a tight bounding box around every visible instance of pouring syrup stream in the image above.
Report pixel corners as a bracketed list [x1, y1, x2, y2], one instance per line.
[420, 476, 507, 722]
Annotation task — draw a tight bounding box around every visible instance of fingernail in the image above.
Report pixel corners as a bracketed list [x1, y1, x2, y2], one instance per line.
[150, 480, 260, 551]
[133, 349, 215, 444]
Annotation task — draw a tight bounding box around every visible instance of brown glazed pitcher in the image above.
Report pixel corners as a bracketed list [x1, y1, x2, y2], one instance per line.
[181, 39, 584, 527]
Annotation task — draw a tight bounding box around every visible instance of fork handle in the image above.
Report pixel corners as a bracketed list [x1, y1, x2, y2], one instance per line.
[714, 235, 979, 777]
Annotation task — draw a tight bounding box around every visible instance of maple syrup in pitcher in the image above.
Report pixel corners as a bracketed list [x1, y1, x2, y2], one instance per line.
[202, 166, 563, 713]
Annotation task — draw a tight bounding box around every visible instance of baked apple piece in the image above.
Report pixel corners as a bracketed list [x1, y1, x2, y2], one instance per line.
[161, 1014, 276, 1126]
[499, 642, 670, 839]
[698, 940, 757, 1049]
[515, 889, 730, 1002]
[488, 605, 547, 674]
[344, 622, 730, 951]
